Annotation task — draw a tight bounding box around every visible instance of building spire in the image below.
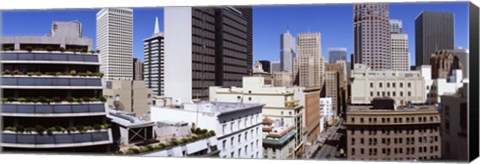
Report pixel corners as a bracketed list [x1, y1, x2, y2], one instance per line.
[154, 16, 160, 34]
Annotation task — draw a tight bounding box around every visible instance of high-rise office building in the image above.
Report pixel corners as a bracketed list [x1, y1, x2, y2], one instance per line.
[415, 11, 454, 67]
[237, 7, 253, 75]
[280, 29, 296, 73]
[389, 19, 403, 34]
[390, 23, 409, 71]
[271, 60, 281, 73]
[164, 7, 252, 101]
[1, 21, 113, 152]
[97, 8, 134, 81]
[353, 4, 391, 70]
[144, 17, 165, 96]
[297, 33, 324, 88]
[328, 48, 347, 64]
[133, 58, 143, 80]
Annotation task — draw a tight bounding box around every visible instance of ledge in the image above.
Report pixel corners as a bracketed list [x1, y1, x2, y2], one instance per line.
[1, 77, 102, 88]
[1, 129, 113, 148]
[1, 102, 106, 117]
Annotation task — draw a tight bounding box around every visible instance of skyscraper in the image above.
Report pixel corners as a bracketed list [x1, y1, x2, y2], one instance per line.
[97, 8, 134, 81]
[415, 11, 454, 67]
[390, 19, 409, 71]
[389, 19, 403, 34]
[133, 58, 143, 80]
[328, 48, 347, 64]
[297, 33, 324, 88]
[258, 60, 271, 73]
[271, 60, 281, 73]
[164, 7, 252, 101]
[143, 17, 165, 96]
[353, 3, 391, 70]
[280, 29, 296, 73]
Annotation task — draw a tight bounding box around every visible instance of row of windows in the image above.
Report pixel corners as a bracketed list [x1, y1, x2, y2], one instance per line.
[351, 116, 439, 124]
[352, 146, 439, 156]
[222, 115, 260, 135]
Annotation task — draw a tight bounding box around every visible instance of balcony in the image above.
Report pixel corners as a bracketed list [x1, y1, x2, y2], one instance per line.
[1, 76, 102, 88]
[1, 102, 106, 117]
[1, 52, 99, 64]
[1, 129, 112, 148]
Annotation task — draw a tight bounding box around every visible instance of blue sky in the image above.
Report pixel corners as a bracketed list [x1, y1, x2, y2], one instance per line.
[1, 2, 468, 66]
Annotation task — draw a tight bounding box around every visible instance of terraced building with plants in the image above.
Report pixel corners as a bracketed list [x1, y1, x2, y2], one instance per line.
[0, 21, 113, 153]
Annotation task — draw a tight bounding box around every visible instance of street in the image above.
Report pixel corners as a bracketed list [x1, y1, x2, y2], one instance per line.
[312, 117, 346, 160]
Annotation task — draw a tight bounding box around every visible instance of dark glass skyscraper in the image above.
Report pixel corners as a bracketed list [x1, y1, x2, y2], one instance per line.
[415, 11, 454, 67]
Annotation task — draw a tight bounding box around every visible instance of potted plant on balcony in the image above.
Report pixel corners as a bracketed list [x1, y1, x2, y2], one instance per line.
[12, 70, 22, 76]
[52, 96, 62, 103]
[24, 46, 33, 52]
[25, 127, 33, 134]
[17, 97, 27, 103]
[38, 96, 47, 104]
[67, 127, 77, 134]
[69, 70, 77, 76]
[55, 72, 63, 76]
[3, 70, 11, 75]
[26, 72, 34, 77]
[16, 125, 25, 133]
[35, 71, 42, 76]
[58, 47, 65, 52]
[93, 124, 102, 131]
[86, 71, 93, 76]
[34, 125, 46, 135]
[4, 126, 16, 133]
[99, 96, 107, 102]
[76, 125, 86, 133]
[47, 127, 55, 135]
[2, 98, 8, 103]
[54, 125, 65, 133]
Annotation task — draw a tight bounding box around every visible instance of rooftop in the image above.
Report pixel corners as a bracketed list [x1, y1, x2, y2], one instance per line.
[348, 104, 438, 113]
[107, 109, 155, 128]
[156, 101, 264, 115]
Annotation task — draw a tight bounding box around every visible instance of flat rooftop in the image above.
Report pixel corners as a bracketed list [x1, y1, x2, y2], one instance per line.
[348, 105, 438, 113]
[156, 101, 264, 115]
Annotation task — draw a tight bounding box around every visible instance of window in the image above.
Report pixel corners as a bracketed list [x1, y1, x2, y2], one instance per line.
[245, 132, 248, 140]
[387, 83, 390, 88]
[361, 138, 364, 144]
[223, 140, 226, 150]
[370, 83, 374, 88]
[231, 137, 234, 146]
[379, 83, 383, 88]
[408, 82, 411, 88]
[238, 134, 241, 143]
[231, 122, 234, 131]
[223, 124, 227, 134]
[361, 148, 364, 154]
[352, 138, 355, 145]
[400, 83, 403, 88]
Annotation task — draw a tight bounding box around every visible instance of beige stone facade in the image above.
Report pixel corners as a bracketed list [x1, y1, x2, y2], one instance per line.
[351, 64, 426, 105]
[345, 105, 442, 161]
[103, 80, 152, 118]
[297, 33, 324, 88]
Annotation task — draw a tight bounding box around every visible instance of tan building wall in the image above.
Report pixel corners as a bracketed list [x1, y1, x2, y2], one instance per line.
[103, 80, 152, 118]
[303, 88, 320, 145]
[325, 71, 339, 117]
[351, 64, 426, 105]
[345, 106, 442, 161]
[273, 71, 292, 87]
[440, 85, 468, 160]
[297, 33, 324, 88]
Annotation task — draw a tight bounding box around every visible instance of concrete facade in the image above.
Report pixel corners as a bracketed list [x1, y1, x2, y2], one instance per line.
[391, 33, 409, 71]
[133, 58, 143, 80]
[103, 80, 152, 118]
[1, 21, 92, 51]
